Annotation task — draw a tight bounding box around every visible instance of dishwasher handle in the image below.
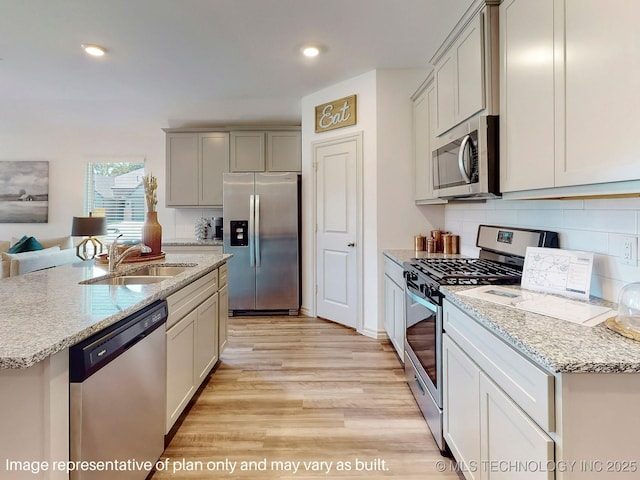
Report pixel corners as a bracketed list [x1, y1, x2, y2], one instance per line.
[69, 300, 167, 382]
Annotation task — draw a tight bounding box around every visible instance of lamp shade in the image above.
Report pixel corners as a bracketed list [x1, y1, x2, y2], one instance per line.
[71, 216, 107, 236]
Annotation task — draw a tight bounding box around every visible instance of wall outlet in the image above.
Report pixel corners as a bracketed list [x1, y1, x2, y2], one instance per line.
[620, 235, 638, 266]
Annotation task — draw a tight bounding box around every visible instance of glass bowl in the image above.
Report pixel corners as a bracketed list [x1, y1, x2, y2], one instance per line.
[616, 282, 640, 332]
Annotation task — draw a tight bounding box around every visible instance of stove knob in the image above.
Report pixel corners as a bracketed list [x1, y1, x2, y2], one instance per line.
[404, 271, 417, 281]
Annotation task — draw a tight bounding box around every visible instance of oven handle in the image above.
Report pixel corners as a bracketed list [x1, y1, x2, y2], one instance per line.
[406, 288, 438, 314]
[413, 374, 427, 396]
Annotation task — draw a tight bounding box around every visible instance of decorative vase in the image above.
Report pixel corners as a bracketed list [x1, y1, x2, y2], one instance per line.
[142, 211, 162, 255]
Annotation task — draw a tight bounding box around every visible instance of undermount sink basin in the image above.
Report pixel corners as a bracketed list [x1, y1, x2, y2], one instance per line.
[128, 264, 194, 277]
[79, 263, 197, 286]
[81, 275, 168, 286]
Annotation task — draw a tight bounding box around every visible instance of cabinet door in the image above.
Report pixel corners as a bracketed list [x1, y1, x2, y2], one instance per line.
[413, 85, 431, 201]
[443, 334, 481, 480]
[194, 293, 219, 384]
[456, 12, 485, 123]
[558, 0, 640, 187]
[266, 131, 301, 172]
[199, 132, 229, 206]
[435, 53, 456, 136]
[166, 309, 196, 432]
[392, 281, 405, 359]
[166, 133, 198, 206]
[480, 372, 554, 479]
[500, 0, 555, 192]
[383, 274, 396, 347]
[218, 284, 229, 354]
[230, 131, 265, 172]
[435, 11, 485, 136]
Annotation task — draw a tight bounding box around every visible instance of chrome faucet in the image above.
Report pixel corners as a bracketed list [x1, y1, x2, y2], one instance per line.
[108, 234, 151, 272]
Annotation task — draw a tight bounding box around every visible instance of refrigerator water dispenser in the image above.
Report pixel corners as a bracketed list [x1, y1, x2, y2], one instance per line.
[230, 220, 249, 246]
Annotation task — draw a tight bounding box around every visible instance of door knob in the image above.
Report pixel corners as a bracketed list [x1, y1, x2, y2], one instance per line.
[347, 242, 356, 247]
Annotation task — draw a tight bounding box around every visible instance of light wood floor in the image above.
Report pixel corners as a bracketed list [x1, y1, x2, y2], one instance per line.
[153, 316, 461, 479]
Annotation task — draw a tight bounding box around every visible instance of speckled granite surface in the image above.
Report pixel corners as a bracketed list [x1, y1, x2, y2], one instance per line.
[383, 249, 465, 266]
[163, 238, 223, 247]
[0, 253, 231, 369]
[442, 285, 640, 374]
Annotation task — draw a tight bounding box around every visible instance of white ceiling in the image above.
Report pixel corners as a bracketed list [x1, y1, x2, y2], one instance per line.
[0, 0, 473, 131]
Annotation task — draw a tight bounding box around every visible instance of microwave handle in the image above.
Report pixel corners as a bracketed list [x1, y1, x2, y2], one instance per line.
[458, 134, 472, 184]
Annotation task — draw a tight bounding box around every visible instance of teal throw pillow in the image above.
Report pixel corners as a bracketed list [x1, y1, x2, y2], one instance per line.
[8, 236, 44, 254]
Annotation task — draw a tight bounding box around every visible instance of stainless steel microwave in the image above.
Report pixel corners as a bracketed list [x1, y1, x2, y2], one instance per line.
[432, 115, 499, 199]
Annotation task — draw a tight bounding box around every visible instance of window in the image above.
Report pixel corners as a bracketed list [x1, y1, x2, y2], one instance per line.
[84, 159, 146, 244]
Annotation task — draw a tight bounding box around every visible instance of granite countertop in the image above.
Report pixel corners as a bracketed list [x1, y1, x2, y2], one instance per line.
[442, 285, 640, 374]
[383, 249, 465, 265]
[163, 238, 223, 246]
[0, 252, 231, 369]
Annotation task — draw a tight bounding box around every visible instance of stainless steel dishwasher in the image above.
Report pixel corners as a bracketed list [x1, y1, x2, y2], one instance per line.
[69, 300, 168, 480]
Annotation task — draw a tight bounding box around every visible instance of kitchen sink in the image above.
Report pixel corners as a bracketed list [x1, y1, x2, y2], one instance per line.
[81, 276, 168, 286]
[79, 263, 197, 286]
[127, 264, 195, 277]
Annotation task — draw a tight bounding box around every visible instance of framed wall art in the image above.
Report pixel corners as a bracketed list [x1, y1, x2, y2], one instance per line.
[0, 161, 49, 223]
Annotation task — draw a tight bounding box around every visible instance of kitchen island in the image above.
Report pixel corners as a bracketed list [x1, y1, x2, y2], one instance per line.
[0, 252, 229, 480]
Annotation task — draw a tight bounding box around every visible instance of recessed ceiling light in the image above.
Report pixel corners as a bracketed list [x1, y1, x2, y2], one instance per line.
[82, 44, 107, 57]
[302, 46, 320, 57]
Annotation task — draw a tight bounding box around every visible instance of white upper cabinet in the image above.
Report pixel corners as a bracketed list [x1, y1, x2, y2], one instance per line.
[230, 130, 301, 173]
[500, 0, 555, 192]
[501, 0, 640, 197]
[230, 131, 265, 172]
[166, 132, 229, 207]
[433, 4, 497, 137]
[412, 79, 446, 204]
[200, 133, 230, 206]
[557, 0, 640, 187]
[166, 133, 199, 206]
[267, 131, 302, 172]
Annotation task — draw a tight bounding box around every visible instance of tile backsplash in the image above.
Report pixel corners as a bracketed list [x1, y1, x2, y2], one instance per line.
[167, 208, 223, 240]
[444, 197, 640, 303]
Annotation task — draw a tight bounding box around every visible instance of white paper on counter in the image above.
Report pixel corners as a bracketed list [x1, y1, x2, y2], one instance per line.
[458, 286, 613, 326]
[521, 247, 594, 301]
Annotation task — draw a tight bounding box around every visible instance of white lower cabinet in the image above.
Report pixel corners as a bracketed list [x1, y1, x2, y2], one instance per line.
[218, 283, 228, 354]
[383, 256, 405, 360]
[443, 298, 554, 479]
[166, 309, 196, 432]
[480, 371, 554, 480]
[443, 334, 481, 480]
[165, 267, 223, 433]
[194, 293, 219, 384]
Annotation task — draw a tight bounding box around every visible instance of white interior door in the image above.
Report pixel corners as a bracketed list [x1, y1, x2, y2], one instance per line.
[314, 134, 361, 329]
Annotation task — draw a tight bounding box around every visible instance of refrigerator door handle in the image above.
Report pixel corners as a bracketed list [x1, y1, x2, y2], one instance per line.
[249, 194, 255, 267]
[255, 194, 261, 267]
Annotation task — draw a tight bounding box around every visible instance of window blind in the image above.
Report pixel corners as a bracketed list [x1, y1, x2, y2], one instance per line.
[84, 160, 146, 244]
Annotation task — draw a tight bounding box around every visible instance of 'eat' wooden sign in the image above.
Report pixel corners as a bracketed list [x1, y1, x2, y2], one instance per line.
[315, 95, 357, 133]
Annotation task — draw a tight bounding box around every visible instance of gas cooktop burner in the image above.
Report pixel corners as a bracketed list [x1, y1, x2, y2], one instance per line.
[407, 258, 523, 286]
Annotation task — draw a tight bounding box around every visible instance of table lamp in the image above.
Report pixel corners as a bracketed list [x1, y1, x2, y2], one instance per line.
[71, 212, 107, 260]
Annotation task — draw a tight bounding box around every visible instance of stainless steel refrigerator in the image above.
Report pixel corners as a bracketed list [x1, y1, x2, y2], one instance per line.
[223, 172, 300, 315]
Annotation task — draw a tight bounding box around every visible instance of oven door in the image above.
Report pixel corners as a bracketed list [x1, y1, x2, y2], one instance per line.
[404, 287, 442, 408]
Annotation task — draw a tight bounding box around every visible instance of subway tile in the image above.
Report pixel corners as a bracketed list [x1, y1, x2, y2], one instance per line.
[562, 209, 637, 234]
[493, 198, 584, 210]
[584, 197, 640, 210]
[558, 229, 608, 254]
[486, 209, 520, 226]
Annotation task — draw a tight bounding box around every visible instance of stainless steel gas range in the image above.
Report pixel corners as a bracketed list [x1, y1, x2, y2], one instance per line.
[402, 225, 558, 453]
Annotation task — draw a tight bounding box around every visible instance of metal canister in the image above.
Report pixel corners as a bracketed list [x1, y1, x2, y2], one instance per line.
[443, 234, 460, 254]
[426, 238, 437, 253]
[414, 235, 425, 251]
[431, 230, 443, 252]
